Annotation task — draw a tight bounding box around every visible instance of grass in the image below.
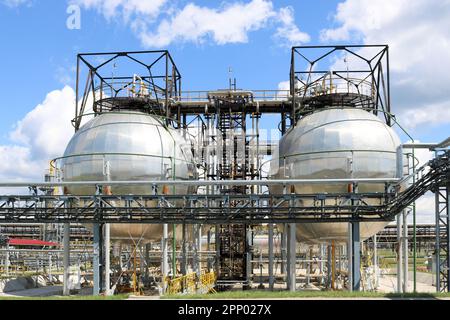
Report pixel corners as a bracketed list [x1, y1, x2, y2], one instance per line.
[161, 290, 450, 300]
[0, 294, 130, 300]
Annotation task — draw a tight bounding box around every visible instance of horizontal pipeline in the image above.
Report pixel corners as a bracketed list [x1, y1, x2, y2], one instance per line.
[0, 178, 400, 188]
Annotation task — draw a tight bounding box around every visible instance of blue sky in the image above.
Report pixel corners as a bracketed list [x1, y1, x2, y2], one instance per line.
[0, 0, 338, 134]
[0, 0, 449, 222]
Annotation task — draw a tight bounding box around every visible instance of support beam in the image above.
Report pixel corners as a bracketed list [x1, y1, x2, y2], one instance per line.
[351, 221, 361, 291]
[63, 223, 70, 296]
[268, 223, 274, 290]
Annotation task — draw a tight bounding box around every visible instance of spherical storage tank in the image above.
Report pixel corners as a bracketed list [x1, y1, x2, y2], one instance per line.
[60, 110, 197, 242]
[271, 108, 401, 243]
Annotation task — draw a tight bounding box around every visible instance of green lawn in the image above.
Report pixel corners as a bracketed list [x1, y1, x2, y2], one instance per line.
[162, 290, 450, 299]
[0, 294, 130, 300]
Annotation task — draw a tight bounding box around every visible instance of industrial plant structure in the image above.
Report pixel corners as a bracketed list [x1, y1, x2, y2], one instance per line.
[0, 45, 449, 297]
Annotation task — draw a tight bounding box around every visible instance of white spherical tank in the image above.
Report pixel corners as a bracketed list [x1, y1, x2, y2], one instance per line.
[59, 110, 196, 242]
[271, 108, 401, 243]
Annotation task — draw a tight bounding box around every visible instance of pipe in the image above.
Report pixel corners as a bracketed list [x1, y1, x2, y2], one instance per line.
[0, 178, 401, 188]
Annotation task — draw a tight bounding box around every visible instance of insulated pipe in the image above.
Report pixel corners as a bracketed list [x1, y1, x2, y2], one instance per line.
[0, 178, 400, 188]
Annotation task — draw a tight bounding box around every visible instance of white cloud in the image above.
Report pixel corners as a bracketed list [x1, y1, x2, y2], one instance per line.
[399, 101, 450, 129]
[1, 0, 31, 7]
[320, 0, 450, 129]
[73, 0, 167, 21]
[277, 80, 289, 91]
[0, 86, 76, 182]
[134, 0, 276, 48]
[273, 6, 310, 47]
[75, 0, 309, 48]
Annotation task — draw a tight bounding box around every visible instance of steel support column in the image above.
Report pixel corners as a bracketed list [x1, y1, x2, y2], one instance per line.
[351, 221, 361, 291]
[435, 185, 449, 292]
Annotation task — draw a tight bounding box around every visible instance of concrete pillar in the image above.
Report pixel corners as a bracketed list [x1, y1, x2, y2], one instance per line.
[92, 223, 102, 295]
[193, 224, 201, 277]
[48, 254, 52, 282]
[145, 243, 150, 280]
[63, 223, 70, 296]
[351, 222, 361, 291]
[197, 224, 202, 277]
[327, 244, 332, 289]
[162, 223, 169, 293]
[245, 226, 253, 288]
[104, 223, 111, 295]
[402, 210, 409, 292]
[181, 223, 187, 275]
[347, 223, 353, 291]
[288, 223, 296, 291]
[207, 229, 212, 271]
[215, 224, 220, 277]
[306, 247, 311, 287]
[330, 242, 336, 289]
[281, 225, 287, 275]
[396, 214, 403, 293]
[5, 242, 9, 277]
[268, 223, 274, 290]
[373, 235, 379, 289]
[319, 244, 323, 280]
